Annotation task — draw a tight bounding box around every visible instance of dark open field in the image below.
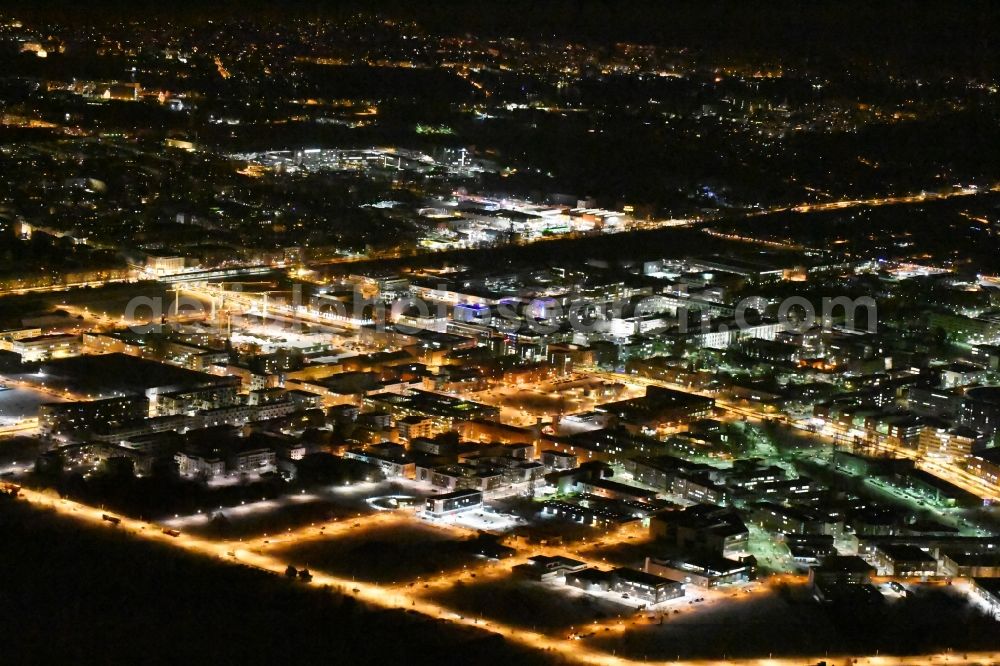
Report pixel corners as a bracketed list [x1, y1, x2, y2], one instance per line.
[272, 520, 480, 584]
[0, 498, 556, 665]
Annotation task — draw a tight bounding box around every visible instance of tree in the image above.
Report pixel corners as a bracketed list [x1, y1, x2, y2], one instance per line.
[35, 450, 65, 479]
[100, 456, 136, 481]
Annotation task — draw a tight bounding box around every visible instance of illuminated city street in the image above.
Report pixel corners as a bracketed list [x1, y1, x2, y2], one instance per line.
[3, 4, 1000, 664]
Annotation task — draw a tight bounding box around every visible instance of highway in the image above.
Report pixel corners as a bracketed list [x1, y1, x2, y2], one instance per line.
[781, 186, 990, 214]
[0, 275, 140, 297]
[299, 183, 998, 269]
[0, 417, 39, 436]
[3, 182, 994, 300]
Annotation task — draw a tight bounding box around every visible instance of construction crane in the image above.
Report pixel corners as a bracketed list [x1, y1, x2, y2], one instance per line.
[203, 280, 275, 319]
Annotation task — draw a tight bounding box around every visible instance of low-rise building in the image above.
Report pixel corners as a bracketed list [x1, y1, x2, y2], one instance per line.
[6, 333, 81, 362]
[750, 502, 843, 537]
[174, 430, 276, 479]
[541, 499, 642, 529]
[966, 448, 1000, 488]
[644, 555, 755, 588]
[868, 544, 938, 577]
[155, 383, 241, 416]
[540, 449, 577, 470]
[971, 578, 1000, 619]
[940, 552, 1000, 578]
[397, 414, 437, 441]
[566, 567, 685, 605]
[343, 447, 415, 479]
[808, 556, 876, 587]
[513, 555, 588, 582]
[424, 488, 483, 517]
[231, 447, 277, 475]
[175, 448, 226, 478]
[39, 395, 150, 437]
[649, 504, 749, 557]
[575, 477, 658, 503]
[428, 463, 505, 493]
[608, 567, 685, 604]
[596, 385, 714, 431]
